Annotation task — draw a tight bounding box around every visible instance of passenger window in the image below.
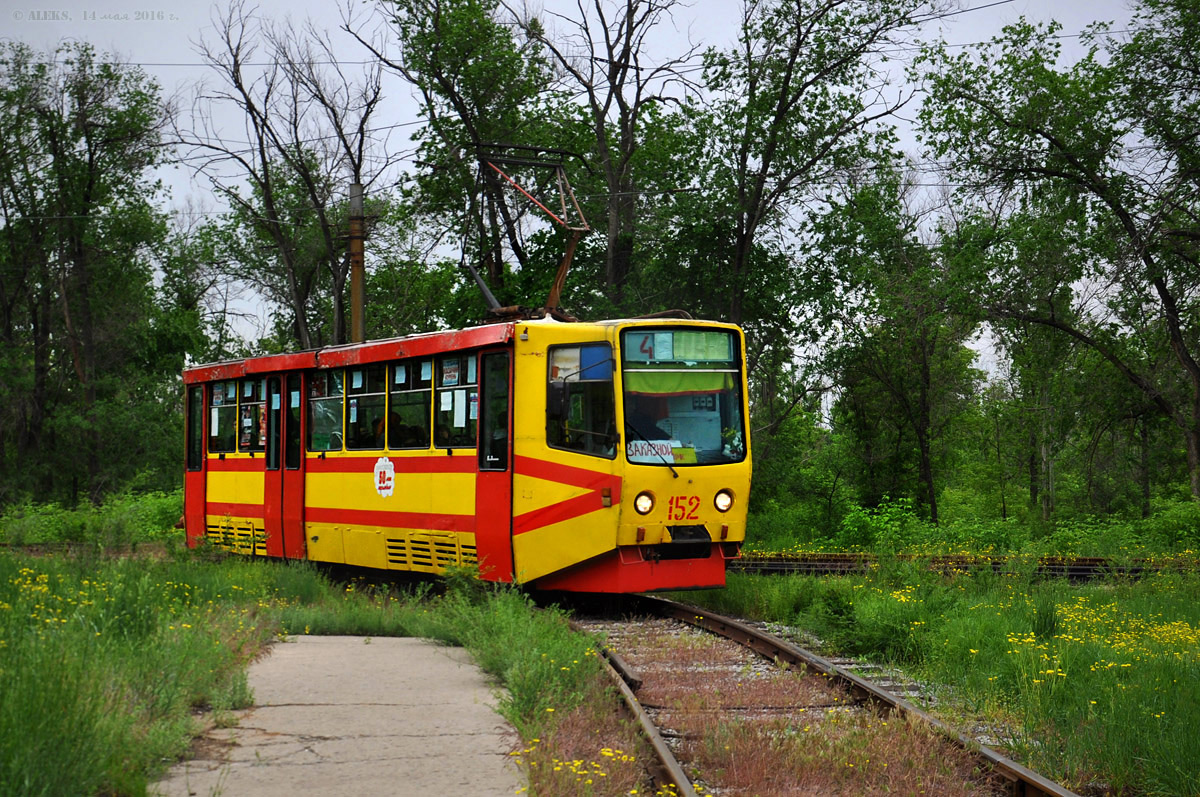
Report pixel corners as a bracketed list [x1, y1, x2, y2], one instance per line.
[479, 352, 510, 471]
[346, 365, 387, 450]
[285, 373, 302, 469]
[265, 377, 282, 470]
[547, 344, 616, 458]
[238, 378, 266, 452]
[186, 386, 204, 469]
[434, 353, 478, 448]
[307, 370, 344, 451]
[208, 379, 238, 454]
[389, 360, 432, 449]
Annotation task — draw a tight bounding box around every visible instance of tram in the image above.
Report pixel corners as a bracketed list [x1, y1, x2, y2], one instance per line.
[182, 317, 750, 592]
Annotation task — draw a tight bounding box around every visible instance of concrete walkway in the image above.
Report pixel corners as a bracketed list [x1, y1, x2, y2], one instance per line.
[154, 636, 525, 797]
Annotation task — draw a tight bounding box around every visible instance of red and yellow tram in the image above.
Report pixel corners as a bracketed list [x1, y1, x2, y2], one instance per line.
[183, 317, 750, 592]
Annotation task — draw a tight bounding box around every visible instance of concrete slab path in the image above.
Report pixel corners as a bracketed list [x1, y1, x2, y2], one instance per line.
[154, 636, 525, 797]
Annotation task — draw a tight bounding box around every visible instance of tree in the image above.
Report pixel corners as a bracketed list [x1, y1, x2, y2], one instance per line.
[179, 1, 397, 348]
[348, 0, 559, 306]
[692, 0, 941, 326]
[0, 42, 183, 503]
[819, 176, 980, 522]
[918, 3, 1200, 497]
[506, 0, 701, 304]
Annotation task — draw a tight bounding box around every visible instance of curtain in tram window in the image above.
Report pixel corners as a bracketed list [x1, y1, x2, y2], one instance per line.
[622, 370, 735, 395]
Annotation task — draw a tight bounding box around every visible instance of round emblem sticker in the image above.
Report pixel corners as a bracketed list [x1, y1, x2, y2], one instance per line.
[373, 456, 395, 498]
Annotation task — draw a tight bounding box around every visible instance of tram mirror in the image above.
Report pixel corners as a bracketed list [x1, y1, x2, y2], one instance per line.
[547, 382, 568, 420]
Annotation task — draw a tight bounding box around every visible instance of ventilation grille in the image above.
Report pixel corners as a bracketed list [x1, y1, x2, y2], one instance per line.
[386, 533, 477, 572]
[205, 519, 267, 556]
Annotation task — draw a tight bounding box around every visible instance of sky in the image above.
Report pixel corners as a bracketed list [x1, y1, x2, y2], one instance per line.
[0, 0, 1136, 212]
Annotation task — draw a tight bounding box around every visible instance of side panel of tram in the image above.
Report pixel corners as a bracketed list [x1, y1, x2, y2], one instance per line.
[183, 319, 751, 592]
[184, 328, 513, 579]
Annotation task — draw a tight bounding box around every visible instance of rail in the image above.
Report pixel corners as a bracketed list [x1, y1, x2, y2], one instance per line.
[625, 595, 1082, 797]
[730, 552, 1197, 580]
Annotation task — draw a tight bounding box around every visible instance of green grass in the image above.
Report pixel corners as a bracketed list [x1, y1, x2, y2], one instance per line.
[0, 493, 641, 796]
[0, 551, 276, 795]
[0, 546, 604, 796]
[13, 490, 1199, 794]
[677, 567, 1200, 795]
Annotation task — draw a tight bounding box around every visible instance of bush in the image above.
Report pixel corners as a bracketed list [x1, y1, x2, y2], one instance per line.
[0, 490, 182, 546]
[1139, 499, 1200, 550]
[746, 501, 835, 552]
[834, 497, 924, 551]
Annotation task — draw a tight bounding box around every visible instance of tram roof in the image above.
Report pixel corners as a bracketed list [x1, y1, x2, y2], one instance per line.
[182, 316, 738, 384]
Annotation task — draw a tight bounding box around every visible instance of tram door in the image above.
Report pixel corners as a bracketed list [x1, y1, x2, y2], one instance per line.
[262, 376, 285, 556]
[281, 373, 307, 558]
[475, 350, 514, 581]
[263, 373, 307, 559]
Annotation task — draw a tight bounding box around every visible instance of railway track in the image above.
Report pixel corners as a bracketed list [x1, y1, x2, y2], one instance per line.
[731, 552, 1196, 580]
[574, 596, 1078, 797]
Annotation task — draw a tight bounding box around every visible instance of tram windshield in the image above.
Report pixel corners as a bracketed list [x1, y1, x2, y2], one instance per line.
[620, 328, 746, 466]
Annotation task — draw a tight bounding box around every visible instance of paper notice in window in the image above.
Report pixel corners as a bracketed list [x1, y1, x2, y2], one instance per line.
[453, 389, 466, 427]
[626, 439, 680, 463]
[440, 391, 453, 411]
[211, 408, 219, 434]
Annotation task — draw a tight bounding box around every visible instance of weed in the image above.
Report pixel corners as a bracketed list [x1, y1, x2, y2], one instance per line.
[678, 569, 1200, 795]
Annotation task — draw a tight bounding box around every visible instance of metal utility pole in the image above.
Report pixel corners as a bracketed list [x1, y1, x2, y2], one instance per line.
[349, 183, 366, 343]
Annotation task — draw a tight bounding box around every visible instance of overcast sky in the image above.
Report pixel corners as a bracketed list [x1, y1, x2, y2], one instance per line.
[1, 0, 1136, 211]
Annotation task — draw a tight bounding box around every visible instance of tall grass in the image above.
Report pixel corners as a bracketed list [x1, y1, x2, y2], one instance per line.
[0, 552, 277, 794]
[679, 569, 1200, 795]
[0, 540, 620, 795]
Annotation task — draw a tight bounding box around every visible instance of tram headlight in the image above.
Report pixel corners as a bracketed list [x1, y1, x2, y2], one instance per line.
[634, 491, 655, 515]
[714, 489, 734, 513]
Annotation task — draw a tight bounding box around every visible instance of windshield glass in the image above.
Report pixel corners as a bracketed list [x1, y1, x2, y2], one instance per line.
[620, 328, 746, 465]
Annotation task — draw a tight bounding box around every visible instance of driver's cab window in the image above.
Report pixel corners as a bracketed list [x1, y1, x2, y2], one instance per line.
[547, 343, 615, 458]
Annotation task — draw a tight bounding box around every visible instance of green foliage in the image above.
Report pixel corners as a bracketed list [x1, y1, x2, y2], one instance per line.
[917, 1, 1200, 499]
[835, 497, 922, 551]
[0, 41, 192, 506]
[0, 491, 181, 546]
[0, 555, 280, 794]
[1139, 500, 1200, 549]
[746, 494, 1200, 561]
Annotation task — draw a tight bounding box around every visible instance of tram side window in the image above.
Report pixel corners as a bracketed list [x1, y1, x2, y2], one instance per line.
[208, 380, 238, 453]
[547, 344, 616, 458]
[346, 364, 387, 450]
[238, 378, 266, 452]
[389, 359, 432, 449]
[434, 353, 478, 448]
[285, 373, 302, 469]
[186, 386, 204, 469]
[307, 370, 344, 451]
